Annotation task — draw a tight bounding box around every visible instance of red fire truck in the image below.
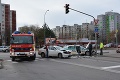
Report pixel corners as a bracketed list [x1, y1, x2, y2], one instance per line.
[10, 31, 36, 61]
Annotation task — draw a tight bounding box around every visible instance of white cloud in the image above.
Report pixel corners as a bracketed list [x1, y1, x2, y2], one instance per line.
[1, 0, 120, 29]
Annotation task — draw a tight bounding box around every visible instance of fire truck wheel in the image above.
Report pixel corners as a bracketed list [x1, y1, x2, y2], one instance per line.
[12, 57, 15, 61]
[41, 53, 45, 58]
[30, 54, 36, 60]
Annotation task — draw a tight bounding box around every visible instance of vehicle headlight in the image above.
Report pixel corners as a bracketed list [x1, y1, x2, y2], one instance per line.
[12, 49, 14, 51]
[12, 53, 14, 55]
[30, 48, 32, 51]
[63, 51, 70, 54]
[29, 52, 33, 55]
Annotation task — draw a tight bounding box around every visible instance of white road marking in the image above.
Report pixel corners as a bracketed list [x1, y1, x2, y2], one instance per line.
[50, 59, 120, 74]
[12, 62, 18, 63]
[6, 60, 12, 62]
[101, 65, 120, 69]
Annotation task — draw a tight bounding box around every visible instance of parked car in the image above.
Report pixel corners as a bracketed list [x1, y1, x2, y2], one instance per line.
[104, 43, 112, 48]
[116, 45, 120, 53]
[0, 46, 10, 52]
[63, 45, 96, 56]
[38, 46, 72, 58]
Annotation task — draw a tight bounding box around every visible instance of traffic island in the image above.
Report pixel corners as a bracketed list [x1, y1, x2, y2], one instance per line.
[0, 59, 3, 69]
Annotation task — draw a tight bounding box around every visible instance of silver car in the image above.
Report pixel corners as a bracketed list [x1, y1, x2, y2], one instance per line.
[38, 46, 71, 58]
[0, 46, 10, 52]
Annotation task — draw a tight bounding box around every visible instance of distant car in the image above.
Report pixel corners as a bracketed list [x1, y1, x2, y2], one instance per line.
[0, 46, 10, 52]
[104, 43, 112, 48]
[63, 45, 95, 56]
[116, 45, 120, 53]
[38, 46, 72, 58]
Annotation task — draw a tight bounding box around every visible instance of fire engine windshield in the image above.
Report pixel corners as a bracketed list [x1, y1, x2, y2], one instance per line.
[10, 36, 33, 44]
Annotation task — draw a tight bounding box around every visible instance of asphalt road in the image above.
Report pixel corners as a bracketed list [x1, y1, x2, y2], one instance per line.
[0, 50, 120, 80]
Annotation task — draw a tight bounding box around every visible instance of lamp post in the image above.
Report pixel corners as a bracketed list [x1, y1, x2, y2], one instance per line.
[44, 10, 49, 45]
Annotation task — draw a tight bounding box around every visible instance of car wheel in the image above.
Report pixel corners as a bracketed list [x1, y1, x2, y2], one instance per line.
[41, 53, 45, 58]
[92, 51, 96, 56]
[85, 51, 90, 56]
[5, 50, 8, 52]
[58, 53, 63, 59]
[116, 50, 118, 53]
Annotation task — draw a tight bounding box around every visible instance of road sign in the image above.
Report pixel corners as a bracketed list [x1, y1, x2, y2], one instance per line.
[94, 27, 98, 32]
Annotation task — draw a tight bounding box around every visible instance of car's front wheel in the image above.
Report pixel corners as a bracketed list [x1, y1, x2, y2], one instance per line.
[92, 51, 96, 56]
[85, 51, 90, 56]
[5, 49, 9, 52]
[58, 53, 63, 59]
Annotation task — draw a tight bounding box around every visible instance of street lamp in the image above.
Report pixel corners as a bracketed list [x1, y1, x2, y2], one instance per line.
[44, 10, 49, 45]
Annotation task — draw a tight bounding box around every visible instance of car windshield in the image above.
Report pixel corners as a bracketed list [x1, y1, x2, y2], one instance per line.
[10, 36, 33, 44]
[80, 46, 88, 50]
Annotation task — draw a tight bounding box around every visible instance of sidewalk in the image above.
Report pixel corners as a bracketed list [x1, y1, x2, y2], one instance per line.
[98, 49, 120, 58]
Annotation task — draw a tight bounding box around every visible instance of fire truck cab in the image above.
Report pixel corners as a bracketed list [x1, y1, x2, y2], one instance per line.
[10, 31, 36, 61]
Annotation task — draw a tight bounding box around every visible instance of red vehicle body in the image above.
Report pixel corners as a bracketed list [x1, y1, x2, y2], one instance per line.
[10, 31, 36, 61]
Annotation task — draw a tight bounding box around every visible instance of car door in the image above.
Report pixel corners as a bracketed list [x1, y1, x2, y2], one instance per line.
[48, 46, 55, 57]
[53, 47, 59, 57]
[80, 46, 85, 54]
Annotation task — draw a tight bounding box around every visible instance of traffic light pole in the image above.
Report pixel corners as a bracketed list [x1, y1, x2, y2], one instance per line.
[95, 32, 97, 55]
[67, 7, 98, 54]
[69, 8, 95, 20]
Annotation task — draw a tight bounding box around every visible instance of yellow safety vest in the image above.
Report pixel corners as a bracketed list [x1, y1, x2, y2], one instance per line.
[100, 43, 104, 49]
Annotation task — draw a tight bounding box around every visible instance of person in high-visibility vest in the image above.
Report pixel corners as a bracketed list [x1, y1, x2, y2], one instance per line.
[100, 42, 104, 55]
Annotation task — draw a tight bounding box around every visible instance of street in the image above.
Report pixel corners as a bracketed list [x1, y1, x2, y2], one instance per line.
[0, 50, 120, 80]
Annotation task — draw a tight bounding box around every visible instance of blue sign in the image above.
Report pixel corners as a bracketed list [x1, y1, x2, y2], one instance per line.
[94, 27, 98, 32]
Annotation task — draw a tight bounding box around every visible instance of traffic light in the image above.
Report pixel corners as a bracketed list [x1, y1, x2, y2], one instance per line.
[65, 4, 69, 14]
[96, 33, 99, 38]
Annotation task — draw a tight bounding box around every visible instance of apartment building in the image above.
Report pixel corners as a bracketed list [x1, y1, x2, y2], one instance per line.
[0, 0, 2, 42]
[0, 2, 16, 46]
[53, 22, 96, 40]
[10, 10, 16, 35]
[97, 12, 120, 44]
[54, 24, 93, 40]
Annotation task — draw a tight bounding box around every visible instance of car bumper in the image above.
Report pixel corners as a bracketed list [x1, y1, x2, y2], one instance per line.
[63, 54, 72, 57]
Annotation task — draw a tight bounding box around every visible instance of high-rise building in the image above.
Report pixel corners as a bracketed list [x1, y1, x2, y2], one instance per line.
[0, 2, 16, 46]
[10, 10, 16, 34]
[97, 12, 120, 44]
[53, 24, 82, 40]
[0, 0, 2, 42]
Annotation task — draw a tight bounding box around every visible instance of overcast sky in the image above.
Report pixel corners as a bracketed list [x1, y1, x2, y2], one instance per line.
[1, 0, 120, 29]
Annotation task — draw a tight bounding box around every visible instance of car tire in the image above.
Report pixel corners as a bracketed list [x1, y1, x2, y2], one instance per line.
[58, 53, 63, 59]
[5, 49, 8, 52]
[92, 51, 96, 56]
[85, 51, 90, 56]
[41, 52, 45, 58]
